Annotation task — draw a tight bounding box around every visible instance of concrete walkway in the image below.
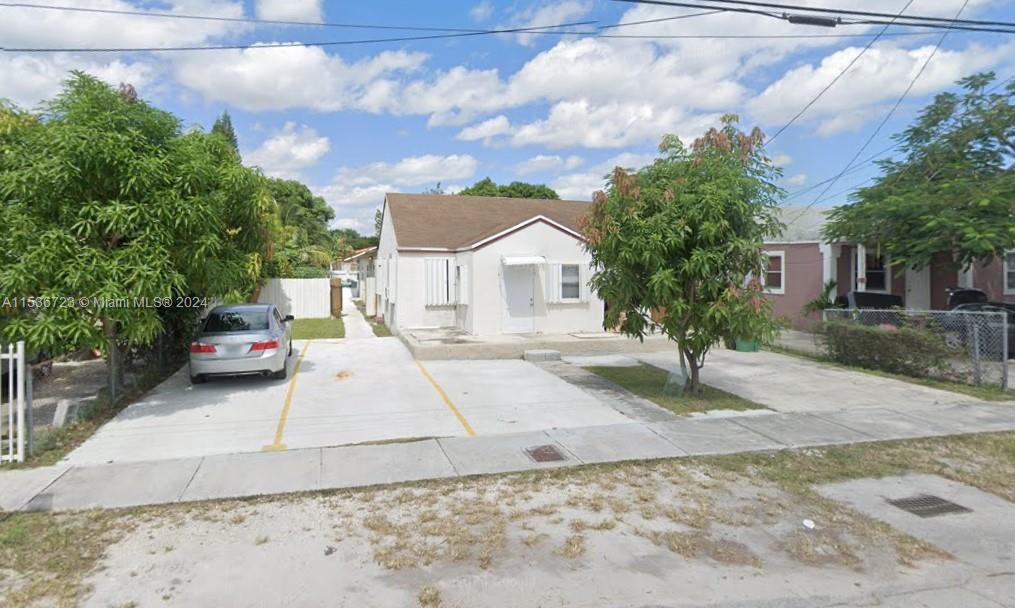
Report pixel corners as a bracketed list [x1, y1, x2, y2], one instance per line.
[341, 288, 375, 340]
[5, 400, 1015, 512]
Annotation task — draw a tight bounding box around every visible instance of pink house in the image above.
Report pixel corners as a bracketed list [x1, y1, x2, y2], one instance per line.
[761, 207, 1015, 329]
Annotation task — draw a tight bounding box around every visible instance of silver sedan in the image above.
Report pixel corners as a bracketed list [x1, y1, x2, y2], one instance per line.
[189, 304, 293, 384]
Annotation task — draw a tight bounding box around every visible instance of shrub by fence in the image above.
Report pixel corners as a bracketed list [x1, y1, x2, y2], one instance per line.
[821, 309, 1009, 389]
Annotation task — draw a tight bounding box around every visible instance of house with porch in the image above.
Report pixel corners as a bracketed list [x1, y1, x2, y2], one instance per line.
[762, 207, 1015, 329]
[375, 193, 604, 336]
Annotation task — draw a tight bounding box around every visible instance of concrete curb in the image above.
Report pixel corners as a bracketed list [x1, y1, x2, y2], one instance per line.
[6, 402, 1015, 513]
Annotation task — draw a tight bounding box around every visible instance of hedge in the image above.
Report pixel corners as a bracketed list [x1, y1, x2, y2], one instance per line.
[818, 320, 955, 379]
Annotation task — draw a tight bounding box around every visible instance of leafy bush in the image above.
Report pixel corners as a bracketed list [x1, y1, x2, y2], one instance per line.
[818, 320, 955, 378]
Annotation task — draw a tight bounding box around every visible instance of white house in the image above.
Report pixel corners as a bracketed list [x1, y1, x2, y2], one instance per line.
[376, 193, 605, 336]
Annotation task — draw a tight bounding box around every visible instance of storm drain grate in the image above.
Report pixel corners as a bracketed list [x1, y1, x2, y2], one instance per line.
[887, 494, 972, 518]
[525, 444, 567, 463]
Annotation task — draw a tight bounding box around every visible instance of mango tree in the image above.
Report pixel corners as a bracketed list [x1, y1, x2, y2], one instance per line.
[582, 115, 783, 392]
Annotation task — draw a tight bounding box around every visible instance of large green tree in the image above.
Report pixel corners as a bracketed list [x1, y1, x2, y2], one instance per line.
[263, 178, 341, 278]
[583, 116, 783, 392]
[0, 74, 272, 400]
[458, 177, 560, 199]
[823, 73, 1015, 270]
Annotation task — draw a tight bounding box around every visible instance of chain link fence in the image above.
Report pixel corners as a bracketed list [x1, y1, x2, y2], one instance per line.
[821, 308, 1010, 389]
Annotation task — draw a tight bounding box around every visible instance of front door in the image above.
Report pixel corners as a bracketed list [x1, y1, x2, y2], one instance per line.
[502, 265, 535, 333]
[905, 266, 931, 310]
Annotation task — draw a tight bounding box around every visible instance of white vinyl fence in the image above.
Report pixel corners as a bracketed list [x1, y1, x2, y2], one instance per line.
[258, 278, 332, 319]
[1, 341, 26, 464]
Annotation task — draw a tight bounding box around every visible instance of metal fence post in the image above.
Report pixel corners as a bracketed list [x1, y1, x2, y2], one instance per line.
[970, 318, 982, 386]
[1002, 311, 1009, 391]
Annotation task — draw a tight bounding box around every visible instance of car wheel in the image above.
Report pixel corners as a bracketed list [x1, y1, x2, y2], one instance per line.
[273, 366, 288, 380]
[190, 374, 206, 384]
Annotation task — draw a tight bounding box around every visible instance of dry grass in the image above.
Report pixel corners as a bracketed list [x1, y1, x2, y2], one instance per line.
[4, 432, 1011, 606]
[417, 584, 442, 607]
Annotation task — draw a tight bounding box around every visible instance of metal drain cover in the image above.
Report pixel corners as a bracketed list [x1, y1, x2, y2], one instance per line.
[525, 444, 566, 463]
[887, 494, 972, 518]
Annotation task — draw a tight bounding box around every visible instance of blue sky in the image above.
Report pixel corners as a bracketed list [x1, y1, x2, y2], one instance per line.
[2, 0, 1014, 234]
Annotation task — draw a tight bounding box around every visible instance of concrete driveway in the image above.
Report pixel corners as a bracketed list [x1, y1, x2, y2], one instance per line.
[576, 348, 986, 412]
[65, 337, 631, 465]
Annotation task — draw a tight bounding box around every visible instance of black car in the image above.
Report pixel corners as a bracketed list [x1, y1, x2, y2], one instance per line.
[951, 302, 1015, 359]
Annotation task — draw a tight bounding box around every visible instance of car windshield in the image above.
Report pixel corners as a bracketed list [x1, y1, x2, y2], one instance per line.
[204, 310, 269, 333]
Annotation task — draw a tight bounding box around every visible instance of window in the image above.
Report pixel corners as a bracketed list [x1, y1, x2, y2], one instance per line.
[763, 251, 785, 294]
[864, 253, 889, 292]
[561, 264, 581, 300]
[1005, 250, 1015, 294]
[204, 310, 269, 333]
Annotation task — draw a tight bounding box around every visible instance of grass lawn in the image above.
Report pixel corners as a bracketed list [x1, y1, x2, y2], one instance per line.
[770, 345, 1014, 402]
[291, 317, 345, 339]
[585, 363, 765, 414]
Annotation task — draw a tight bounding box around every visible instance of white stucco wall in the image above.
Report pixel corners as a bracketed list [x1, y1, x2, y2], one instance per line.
[375, 201, 399, 329]
[394, 253, 458, 330]
[470, 221, 604, 335]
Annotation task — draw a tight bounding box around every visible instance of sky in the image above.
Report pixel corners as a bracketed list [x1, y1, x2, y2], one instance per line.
[2, 0, 1014, 235]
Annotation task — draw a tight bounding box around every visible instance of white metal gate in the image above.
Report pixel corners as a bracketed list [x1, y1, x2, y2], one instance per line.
[1, 341, 26, 464]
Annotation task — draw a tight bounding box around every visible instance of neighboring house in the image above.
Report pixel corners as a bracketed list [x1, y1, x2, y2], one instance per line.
[375, 193, 604, 336]
[762, 207, 1015, 329]
[343, 246, 377, 305]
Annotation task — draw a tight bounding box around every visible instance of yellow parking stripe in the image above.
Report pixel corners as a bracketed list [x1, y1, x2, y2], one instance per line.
[263, 340, 312, 452]
[415, 359, 476, 437]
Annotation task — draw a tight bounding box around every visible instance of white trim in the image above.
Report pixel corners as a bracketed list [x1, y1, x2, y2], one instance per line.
[763, 250, 786, 295]
[502, 255, 547, 266]
[397, 215, 584, 254]
[764, 240, 824, 245]
[468, 215, 583, 250]
[1004, 250, 1015, 295]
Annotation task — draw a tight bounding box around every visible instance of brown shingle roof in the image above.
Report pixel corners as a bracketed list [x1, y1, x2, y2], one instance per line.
[385, 193, 592, 250]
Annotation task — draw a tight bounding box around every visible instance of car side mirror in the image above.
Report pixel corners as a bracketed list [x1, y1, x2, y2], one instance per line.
[284, 315, 294, 322]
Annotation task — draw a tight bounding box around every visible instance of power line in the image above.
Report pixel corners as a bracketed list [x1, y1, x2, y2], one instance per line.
[1, 21, 600, 53]
[597, 9, 724, 29]
[612, 0, 1015, 34]
[787, 0, 971, 225]
[600, 30, 984, 39]
[766, 0, 916, 144]
[0, 2, 490, 33]
[614, 0, 1015, 30]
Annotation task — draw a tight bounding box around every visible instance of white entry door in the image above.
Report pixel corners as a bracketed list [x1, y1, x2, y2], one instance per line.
[502, 265, 535, 333]
[905, 266, 931, 310]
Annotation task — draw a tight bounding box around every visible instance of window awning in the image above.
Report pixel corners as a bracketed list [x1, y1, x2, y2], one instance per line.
[502, 255, 547, 266]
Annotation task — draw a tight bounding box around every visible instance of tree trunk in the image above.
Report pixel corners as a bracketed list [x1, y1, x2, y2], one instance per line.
[102, 317, 122, 404]
[683, 348, 702, 393]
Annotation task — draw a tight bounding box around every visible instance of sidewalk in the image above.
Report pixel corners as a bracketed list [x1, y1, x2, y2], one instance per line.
[341, 288, 375, 340]
[5, 400, 1015, 512]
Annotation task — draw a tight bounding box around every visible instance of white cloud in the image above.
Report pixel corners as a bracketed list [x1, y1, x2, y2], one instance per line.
[255, 0, 323, 22]
[515, 154, 584, 175]
[174, 46, 427, 112]
[551, 151, 656, 200]
[335, 154, 478, 188]
[470, 1, 494, 22]
[317, 154, 479, 234]
[749, 42, 1014, 135]
[456, 115, 512, 143]
[771, 153, 792, 168]
[784, 173, 807, 187]
[508, 1, 593, 46]
[0, 53, 157, 108]
[245, 123, 330, 179]
[0, 0, 245, 50]
[510, 101, 719, 149]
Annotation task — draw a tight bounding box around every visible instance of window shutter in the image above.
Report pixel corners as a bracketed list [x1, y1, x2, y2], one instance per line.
[457, 265, 469, 305]
[579, 264, 591, 303]
[425, 258, 456, 306]
[545, 263, 562, 304]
